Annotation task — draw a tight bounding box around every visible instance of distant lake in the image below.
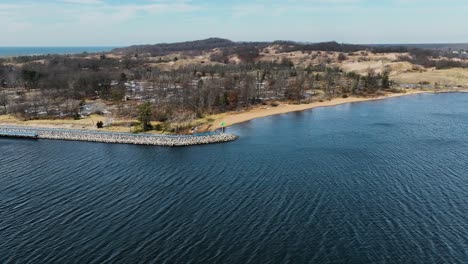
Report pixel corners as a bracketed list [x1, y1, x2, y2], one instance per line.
[1, 93, 468, 263]
[0, 47, 117, 57]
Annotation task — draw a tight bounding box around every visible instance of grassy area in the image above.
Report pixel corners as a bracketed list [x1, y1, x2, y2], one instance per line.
[340, 61, 415, 75]
[392, 68, 468, 86]
[0, 112, 230, 135]
[0, 114, 138, 133]
[336, 57, 468, 87]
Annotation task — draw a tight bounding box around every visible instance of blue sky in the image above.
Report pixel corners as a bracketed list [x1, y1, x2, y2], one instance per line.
[1, 0, 467, 46]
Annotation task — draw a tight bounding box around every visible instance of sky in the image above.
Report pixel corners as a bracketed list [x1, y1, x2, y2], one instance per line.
[1, 0, 467, 46]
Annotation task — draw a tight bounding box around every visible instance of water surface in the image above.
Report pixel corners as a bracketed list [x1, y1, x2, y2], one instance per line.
[1, 93, 468, 263]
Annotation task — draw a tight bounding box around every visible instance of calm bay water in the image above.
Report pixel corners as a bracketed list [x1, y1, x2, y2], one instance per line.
[0, 47, 116, 57]
[1, 93, 468, 263]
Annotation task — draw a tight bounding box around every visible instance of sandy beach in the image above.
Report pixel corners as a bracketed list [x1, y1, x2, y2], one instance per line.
[207, 90, 428, 131]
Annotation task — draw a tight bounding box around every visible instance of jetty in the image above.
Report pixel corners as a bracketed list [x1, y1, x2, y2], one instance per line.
[0, 126, 238, 147]
[0, 130, 38, 139]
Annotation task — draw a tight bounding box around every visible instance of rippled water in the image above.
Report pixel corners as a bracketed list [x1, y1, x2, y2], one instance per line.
[1, 93, 468, 263]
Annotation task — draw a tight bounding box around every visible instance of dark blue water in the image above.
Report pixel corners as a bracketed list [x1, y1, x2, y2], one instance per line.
[1, 93, 468, 263]
[0, 47, 116, 57]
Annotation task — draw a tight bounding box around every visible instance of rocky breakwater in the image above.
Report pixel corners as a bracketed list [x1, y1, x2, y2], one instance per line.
[0, 126, 238, 146]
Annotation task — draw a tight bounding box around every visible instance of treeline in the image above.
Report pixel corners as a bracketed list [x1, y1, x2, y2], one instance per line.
[110, 38, 468, 68]
[121, 64, 394, 132]
[113, 38, 268, 56]
[114, 38, 369, 57]
[111, 38, 449, 58]
[399, 48, 468, 69]
[0, 52, 106, 65]
[399, 55, 468, 69]
[139, 63, 392, 114]
[275, 41, 368, 53]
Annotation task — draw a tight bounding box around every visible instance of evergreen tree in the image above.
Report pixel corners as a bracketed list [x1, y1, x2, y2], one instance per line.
[138, 102, 153, 131]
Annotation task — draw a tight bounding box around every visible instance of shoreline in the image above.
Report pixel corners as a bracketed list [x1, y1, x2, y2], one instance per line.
[1, 89, 466, 137]
[206, 89, 468, 131]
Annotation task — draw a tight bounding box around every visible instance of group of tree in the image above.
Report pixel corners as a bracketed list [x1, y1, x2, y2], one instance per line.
[0, 38, 418, 127]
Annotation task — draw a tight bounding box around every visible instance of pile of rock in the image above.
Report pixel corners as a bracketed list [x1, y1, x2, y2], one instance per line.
[0, 126, 238, 147]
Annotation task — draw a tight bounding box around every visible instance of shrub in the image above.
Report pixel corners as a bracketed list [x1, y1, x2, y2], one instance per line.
[338, 53, 348, 62]
[131, 126, 144, 134]
[96, 121, 104, 129]
[389, 88, 406, 93]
